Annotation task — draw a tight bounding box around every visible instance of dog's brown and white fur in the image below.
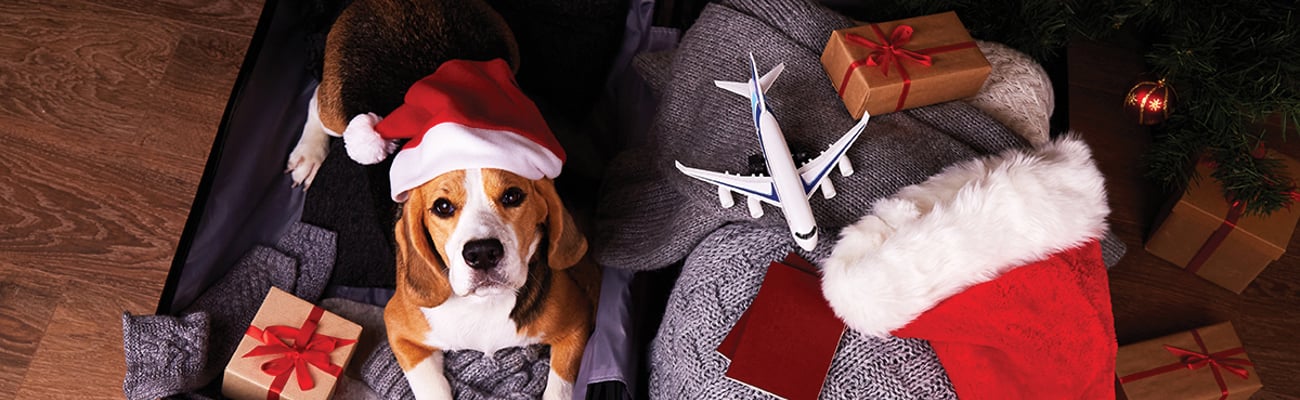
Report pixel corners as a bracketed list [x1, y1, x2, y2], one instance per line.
[286, 1, 598, 398]
[385, 169, 597, 400]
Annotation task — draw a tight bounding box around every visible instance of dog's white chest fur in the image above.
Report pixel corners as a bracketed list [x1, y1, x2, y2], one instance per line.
[420, 294, 541, 353]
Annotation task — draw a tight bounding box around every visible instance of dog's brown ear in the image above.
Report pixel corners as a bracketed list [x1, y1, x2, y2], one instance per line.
[395, 190, 451, 306]
[535, 178, 587, 270]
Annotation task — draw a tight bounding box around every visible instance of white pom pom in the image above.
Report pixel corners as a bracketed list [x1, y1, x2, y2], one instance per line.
[343, 113, 398, 164]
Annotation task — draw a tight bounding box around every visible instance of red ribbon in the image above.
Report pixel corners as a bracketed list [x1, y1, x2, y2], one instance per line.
[1118, 329, 1253, 400]
[837, 24, 977, 112]
[242, 306, 358, 400]
[1184, 200, 1245, 275]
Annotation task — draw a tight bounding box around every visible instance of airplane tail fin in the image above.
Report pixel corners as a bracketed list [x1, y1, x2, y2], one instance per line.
[712, 59, 785, 100]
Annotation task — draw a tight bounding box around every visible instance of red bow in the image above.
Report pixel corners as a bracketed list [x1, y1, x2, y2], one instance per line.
[243, 307, 357, 399]
[1163, 344, 1254, 380]
[835, 23, 975, 113]
[845, 26, 933, 77]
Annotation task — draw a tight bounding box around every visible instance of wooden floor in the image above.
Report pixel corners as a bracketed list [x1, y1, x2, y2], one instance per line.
[0, 1, 1295, 399]
[0, 0, 262, 398]
[1070, 40, 1300, 399]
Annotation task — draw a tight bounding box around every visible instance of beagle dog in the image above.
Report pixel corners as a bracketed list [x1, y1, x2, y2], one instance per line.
[286, 0, 600, 399]
[386, 169, 599, 400]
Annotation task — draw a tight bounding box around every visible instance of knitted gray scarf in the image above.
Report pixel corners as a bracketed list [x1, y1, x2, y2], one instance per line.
[592, 0, 1032, 397]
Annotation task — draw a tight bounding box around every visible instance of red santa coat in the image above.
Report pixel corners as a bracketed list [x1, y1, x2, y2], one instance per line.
[822, 136, 1116, 399]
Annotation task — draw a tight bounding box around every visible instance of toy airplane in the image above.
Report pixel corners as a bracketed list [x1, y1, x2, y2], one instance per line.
[676, 54, 870, 251]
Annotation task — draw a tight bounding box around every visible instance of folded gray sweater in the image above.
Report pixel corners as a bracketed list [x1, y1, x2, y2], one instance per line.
[588, 0, 1123, 398]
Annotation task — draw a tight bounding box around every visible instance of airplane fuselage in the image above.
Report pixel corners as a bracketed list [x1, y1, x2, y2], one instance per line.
[754, 104, 819, 251]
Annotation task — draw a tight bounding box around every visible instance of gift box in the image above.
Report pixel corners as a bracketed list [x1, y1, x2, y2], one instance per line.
[1144, 153, 1300, 293]
[718, 253, 846, 400]
[1116, 322, 1261, 400]
[223, 287, 362, 400]
[820, 11, 991, 118]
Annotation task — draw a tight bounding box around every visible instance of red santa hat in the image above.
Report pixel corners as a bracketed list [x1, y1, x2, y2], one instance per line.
[822, 136, 1117, 399]
[342, 58, 565, 202]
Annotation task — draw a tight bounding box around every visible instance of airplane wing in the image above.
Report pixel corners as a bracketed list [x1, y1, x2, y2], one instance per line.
[798, 115, 871, 198]
[675, 161, 781, 206]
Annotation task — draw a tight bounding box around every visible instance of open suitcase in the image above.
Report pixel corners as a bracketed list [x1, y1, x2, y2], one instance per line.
[145, 0, 1088, 398]
[151, 0, 670, 398]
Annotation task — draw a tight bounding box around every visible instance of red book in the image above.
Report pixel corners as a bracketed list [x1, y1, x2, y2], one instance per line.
[718, 254, 846, 400]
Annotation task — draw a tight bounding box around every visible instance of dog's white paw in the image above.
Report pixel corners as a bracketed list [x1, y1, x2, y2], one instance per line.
[286, 134, 329, 190]
[542, 370, 573, 400]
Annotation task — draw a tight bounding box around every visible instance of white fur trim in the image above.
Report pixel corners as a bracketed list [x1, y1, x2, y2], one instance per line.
[389, 122, 564, 202]
[821, 135, 1110, 337]
[344, 113, 399, 165]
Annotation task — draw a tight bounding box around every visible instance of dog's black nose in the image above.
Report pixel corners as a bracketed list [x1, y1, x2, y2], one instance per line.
[463, 239, 504, 270]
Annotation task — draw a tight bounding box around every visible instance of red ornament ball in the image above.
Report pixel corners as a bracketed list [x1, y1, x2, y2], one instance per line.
[1124, 79, 1174, 125]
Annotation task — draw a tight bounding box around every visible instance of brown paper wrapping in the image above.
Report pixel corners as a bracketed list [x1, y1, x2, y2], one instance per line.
[820, 11, 990, 118]
[1116, 322, 1261, 400]
[222, 287, 362, 400]
[1145, 153, 1300, 293]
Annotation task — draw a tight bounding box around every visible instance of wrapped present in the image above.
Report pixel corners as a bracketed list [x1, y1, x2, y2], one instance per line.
[1145, 153, 1300, 293]
[1116, 322, 1261, 400]
[223, 287, 362, 400]
[718, 253, 846, 400]
[820, 11, 990, 118]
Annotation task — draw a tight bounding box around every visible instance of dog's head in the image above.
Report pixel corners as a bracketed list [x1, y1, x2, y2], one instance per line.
[394, 168, 587, 303]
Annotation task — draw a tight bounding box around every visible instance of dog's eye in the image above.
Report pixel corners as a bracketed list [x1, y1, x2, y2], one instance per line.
[500, 187, 526, 208]
[431, 198, 456, 218]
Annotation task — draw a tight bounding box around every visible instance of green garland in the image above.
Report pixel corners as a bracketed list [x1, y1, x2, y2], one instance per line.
[1072, 0, 1300, 215]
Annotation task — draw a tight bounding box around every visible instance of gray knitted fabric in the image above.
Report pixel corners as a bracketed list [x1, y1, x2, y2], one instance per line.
[359, 330, 551, 400]
[278, 222, 338, 302]
[182, 245, 299, 389]
[362, 343, 414, 400]
[329, 296, 550, 399]
[589, 0, 1094, 398]
[121, 312, 210, 400]
[650, 224, 957, 399]
[592, 0, 1029, 271]
[445, 346, 551, 400]
[121, 222, 337, 399]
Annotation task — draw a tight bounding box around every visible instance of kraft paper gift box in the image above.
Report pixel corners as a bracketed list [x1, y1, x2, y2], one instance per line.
[821, 11, 991, 118]
[223, 287, 362, 400]
[1145, 153, 1300, 293]
[1116, 321, 1261, 400]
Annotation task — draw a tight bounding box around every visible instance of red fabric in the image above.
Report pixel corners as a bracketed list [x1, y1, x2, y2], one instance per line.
[893, 241, 1116, 400]
[374, 58, 565, 162]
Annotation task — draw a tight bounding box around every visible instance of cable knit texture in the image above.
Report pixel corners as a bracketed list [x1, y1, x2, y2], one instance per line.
[596, 0, 1030, 272]
[121, 222, 335, 399]
[591, 0, 1126, 398]
[650, 224, 958, 399]
[121, 312, 210, 399]
[965, 41, 1055, 145]
[360, 340, 551, 400]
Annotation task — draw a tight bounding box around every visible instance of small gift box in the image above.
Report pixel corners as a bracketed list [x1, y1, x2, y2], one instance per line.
[223, 287, 362, 400]
[1145, 153, 1300, 293]
[820, 11, 990, 118]
[1116, 322, 1261, 400]
[718, 253, 846, 400]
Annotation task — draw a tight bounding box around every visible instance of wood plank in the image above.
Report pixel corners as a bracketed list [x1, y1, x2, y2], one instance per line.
[0, 0, 180, 139]
[0, 122, 194, 278]
[14, 275, 161, 399]
[83, 0, 263, 37]
[0, 275, 64, 399]
[1070, 38, 1300, 398]
[0, 0, 257, 397]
